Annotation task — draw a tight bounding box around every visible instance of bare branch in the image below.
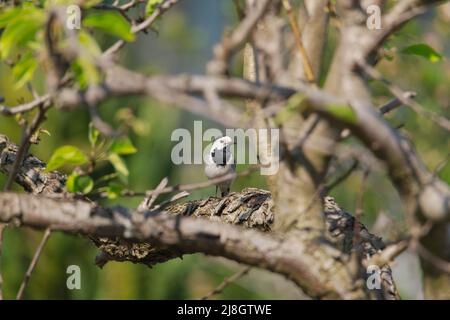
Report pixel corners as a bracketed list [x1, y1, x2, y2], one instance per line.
[137, 177, 169, 212]
[200, 266, 251, 300]
[0, 191, 335, 297]
[0, 133, 400, 299]
[0, 135, 67, 195]
[358, 61, 450, 131]
[416, 242, 450, 274]
[379, 91, 417, 115]
[364, 240, 409, 269]
[207, 0, 272, 75]
[0, 190, 399, 299]
[282, 0, 316, 83]
[0, 95, 51, 116]
[16, 228, 52, 300]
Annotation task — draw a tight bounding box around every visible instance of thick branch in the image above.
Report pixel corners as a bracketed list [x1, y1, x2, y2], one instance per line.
[0, 133, 400, 299]
[0, 190, 399, 299]
[0, 135, 66, 195]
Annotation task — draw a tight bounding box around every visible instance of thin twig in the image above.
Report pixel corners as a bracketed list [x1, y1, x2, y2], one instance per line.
[353, 168, 370, 248]
[282, 0, 316, 83]
[152, 191, 190, 211]
[415, 242, 450, 274]
[433, 154, 449, 176]
[325, 159, 359, 192]
[201, 266, 251, 300]
[363, 240, 409, 268]
[3, 104, 50, 191]
[137, 177, 169, 211]
[88, 104, 117, 137]
[103, 0, 179, 57]
[207, 0, 271, 75]
[358, 61, 450, 132]
[0, 94, 51, 116]
[99, 164, 263, 199]
[1, 102, 50, 300]
[16, 228, 52, 300]
[379, 91, 417, 114]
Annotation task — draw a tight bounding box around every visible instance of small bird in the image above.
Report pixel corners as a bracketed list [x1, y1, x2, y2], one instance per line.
[204, 136, 236, 197]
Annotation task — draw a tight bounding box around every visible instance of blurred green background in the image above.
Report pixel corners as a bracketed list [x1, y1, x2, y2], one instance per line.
[0, 0, 449, 299]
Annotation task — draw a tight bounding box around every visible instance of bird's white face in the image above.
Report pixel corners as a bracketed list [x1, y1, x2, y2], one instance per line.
[208, 136, 234, 166]
[211, 136, 233, 151]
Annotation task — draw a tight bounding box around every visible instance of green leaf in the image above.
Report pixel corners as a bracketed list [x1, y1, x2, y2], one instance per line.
[108, 153, 129, 184]
[106, 182, 124, 199]
[110, 137, 137, 155]
[71, 54, 100, 88]
[12, 52, 38, 89]
[69, 31, 102, 88]
[46, 146, 88, 171]
[66, 173, 94, 194]
[0, 10, 44, 59]
[327, 104, 357, 124]
[83, 11, 135, 42]
[0, 7, 21, 28]
[401, 44, 443, 63]
[88, 122, 100, 147]
[145, 0, 163, 16]
[79, 30, 102, 56]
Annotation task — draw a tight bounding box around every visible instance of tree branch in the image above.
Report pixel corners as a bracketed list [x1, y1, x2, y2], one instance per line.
[0, 133, 400, 299]
[0, 190, 399, 299]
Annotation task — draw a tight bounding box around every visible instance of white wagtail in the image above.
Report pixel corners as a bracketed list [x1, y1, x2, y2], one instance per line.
[204, 136, 236, 197]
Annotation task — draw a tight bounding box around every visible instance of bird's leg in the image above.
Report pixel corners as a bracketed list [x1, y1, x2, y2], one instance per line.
[221, 187, 230, 197]
[215, 185, 218, 197]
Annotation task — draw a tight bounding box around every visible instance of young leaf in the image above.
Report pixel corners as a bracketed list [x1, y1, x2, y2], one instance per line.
[108, 153, 129, 184]
[46, 146, 88, 171]
[145, 0, 163, 16]
[106, 182, 124, 199]
[70, 30, 102, 88]
[0, 7, 21, 28]
[12, 52, 38, 89]
[66, 173, 94, 194]
[401, 44, 443, 63]
[78, 30, 102, 57]
[76, 54, 101, 87]
[109, 137, 137, 155]
[83, 11, 135, 42]
[39, 129, 51, 137]
[0, 10, 44, 59]
[88, 122, 100, 147]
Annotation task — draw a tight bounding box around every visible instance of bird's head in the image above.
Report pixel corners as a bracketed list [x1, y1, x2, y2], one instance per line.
[210, 136, 234, 166]
[211, 136, 234, 152]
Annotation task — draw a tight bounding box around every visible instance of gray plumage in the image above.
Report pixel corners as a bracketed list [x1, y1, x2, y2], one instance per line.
[204, 136, 236, 197]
